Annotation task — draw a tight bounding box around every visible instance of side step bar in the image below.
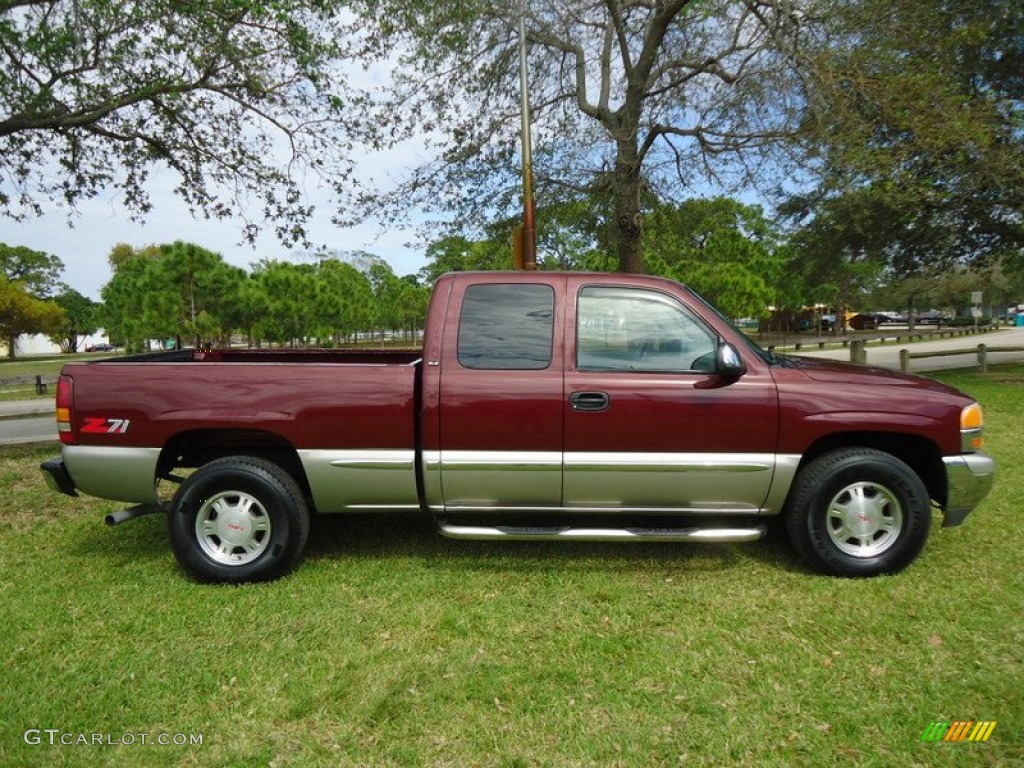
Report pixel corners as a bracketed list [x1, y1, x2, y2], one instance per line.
[437, 521, 766, 543]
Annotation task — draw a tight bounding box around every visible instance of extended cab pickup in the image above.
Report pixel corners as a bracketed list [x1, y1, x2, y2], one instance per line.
[42, 272, 995, 582]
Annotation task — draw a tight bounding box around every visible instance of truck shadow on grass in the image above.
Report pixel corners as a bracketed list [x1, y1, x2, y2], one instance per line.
[71, 507, 808, 581]
[303, 512, 808, 577]
[73, 510, 178, 576]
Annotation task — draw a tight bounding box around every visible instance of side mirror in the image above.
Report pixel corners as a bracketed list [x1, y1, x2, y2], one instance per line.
[716, 342, 747, 377]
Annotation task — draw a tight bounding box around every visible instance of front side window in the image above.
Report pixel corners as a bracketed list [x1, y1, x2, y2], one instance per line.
[577, 286, 717, 372]
[458, 284, 554, 370]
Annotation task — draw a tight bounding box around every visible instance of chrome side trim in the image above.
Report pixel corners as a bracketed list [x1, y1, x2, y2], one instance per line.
[440, 450, 562, 470]
[63, 445, 161, 504]
[942, 452, 996, 527]
[439, 504, 759, 514]
[438, 521, 766, 543]
[565, 452, 774, 473]
[298, 449, 419, 514]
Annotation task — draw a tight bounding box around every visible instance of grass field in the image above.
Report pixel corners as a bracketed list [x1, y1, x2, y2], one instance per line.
[1, 366, 1021, 767]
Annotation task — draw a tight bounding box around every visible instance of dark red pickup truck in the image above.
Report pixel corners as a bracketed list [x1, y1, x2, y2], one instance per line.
[42, 272, 995, 583]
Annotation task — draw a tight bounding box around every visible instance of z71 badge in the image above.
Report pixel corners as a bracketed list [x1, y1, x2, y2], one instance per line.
[81, 417, 131, 435]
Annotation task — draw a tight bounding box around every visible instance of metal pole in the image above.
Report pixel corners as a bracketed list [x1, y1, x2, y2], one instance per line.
[518, 9, 537, 270]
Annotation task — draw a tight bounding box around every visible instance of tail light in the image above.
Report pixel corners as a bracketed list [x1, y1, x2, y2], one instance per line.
[56, 374, 75, 445]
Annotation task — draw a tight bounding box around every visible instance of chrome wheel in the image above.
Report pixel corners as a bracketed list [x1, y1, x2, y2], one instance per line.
[825, 481, 904, 557]
[194, 490, 272, 565]
[785, 448, 930, 577]
[171, 457, 309, 583]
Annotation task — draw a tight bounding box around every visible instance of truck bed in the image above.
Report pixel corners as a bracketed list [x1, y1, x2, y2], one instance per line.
[62, 351, 421, 451]
[109, 347, 423, 366]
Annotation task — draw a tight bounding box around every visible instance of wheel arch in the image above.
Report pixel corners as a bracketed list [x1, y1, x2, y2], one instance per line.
[799, 431, 946, 509]
[157, 428, 313, 507]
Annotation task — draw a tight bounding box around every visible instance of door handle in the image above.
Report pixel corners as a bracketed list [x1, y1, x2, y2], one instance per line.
[570, 391, 610, 412]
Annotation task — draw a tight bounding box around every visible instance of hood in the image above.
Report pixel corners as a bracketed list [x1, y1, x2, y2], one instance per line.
[783, 355, 966, 396]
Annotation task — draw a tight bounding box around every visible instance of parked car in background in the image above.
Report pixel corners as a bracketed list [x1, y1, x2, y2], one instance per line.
[871, 313, 905, 325]
[85, 343, 115, 352]
[915, 311, 948, 325]
[848, 313, 878, 331]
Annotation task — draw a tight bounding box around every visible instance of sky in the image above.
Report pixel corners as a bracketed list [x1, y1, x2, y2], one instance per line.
[1, 163, 431, 302]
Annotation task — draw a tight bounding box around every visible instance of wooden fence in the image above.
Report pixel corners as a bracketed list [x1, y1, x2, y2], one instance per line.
[899, 344, 1024, 373]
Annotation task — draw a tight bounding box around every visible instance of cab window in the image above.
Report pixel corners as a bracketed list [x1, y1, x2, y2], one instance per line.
[577, 286, 717, 372]
[458, 284, 554, 370]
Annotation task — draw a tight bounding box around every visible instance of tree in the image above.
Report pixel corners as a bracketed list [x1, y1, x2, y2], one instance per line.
[787, 0, 1024, 274]
[312, 258, 375, 344]
[393, 274, 431, 342]
[532, 199, 615, 272]
[101, 252, 158, 350]
[100, 241, 246, 349]
[50, 289, 99, 352]
[153, 242, 247, 347]
[643, 197, 793, 319]
[420, 235, 513, 285]
[0, 278, 64, 357]
[0, 242, 65, 354]
[1, 0, 359, 246]
[367, 259, 406, 339]
[251, 260, 317, 346]
[0, 242, 63, 296]
[781, 190, 895, 331]
[108, 242, 160, 273]
[344, 0, 814, 273]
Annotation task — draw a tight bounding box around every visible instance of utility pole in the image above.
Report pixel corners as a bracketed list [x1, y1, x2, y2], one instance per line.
[516, 8, 537, 270]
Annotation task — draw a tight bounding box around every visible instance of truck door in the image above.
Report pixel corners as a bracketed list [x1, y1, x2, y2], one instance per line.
[564, 281, 779, 513]
[431, 278, 565, 512]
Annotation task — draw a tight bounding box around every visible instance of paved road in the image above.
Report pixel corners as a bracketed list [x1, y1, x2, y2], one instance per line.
[0, 398, 55, 446]
[2, 329, 1023, 447]
[793, 326, 1024, 372]
[0, 414, 58, 445]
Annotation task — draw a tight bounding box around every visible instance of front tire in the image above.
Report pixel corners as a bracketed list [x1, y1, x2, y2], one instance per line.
[169, 456, 310, 583]
[785, 448, 931, 577]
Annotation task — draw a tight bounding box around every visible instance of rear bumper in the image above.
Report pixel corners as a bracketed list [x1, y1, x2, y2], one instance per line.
[40, 457, 78, 497]
[942, 452, 996, 527]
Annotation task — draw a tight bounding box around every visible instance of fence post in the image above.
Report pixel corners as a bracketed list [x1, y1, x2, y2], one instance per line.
[899, 349, 909, 371]
[850, 340, 867, 364]
[978, 344, 987, 373]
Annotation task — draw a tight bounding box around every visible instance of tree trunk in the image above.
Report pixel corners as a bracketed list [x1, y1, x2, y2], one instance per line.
[613, 144, 645, 274]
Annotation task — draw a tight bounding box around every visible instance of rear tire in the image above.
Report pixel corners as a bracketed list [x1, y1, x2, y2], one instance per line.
[785, 448, 931, 577]
[169, 456, 309, 583]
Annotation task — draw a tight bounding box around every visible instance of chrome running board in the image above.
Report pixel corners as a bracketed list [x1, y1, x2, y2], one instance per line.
[436, 520, 766, 543]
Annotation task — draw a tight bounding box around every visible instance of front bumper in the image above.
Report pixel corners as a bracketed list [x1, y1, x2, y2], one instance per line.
[942, 452, 996, 527]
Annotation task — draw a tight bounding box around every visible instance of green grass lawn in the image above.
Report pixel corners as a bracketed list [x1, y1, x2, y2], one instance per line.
[0, 353, 97, 401]
[1, 366, 1021, 766]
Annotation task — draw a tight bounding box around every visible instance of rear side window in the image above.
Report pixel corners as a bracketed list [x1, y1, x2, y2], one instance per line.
[457, 284, 554, 370]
